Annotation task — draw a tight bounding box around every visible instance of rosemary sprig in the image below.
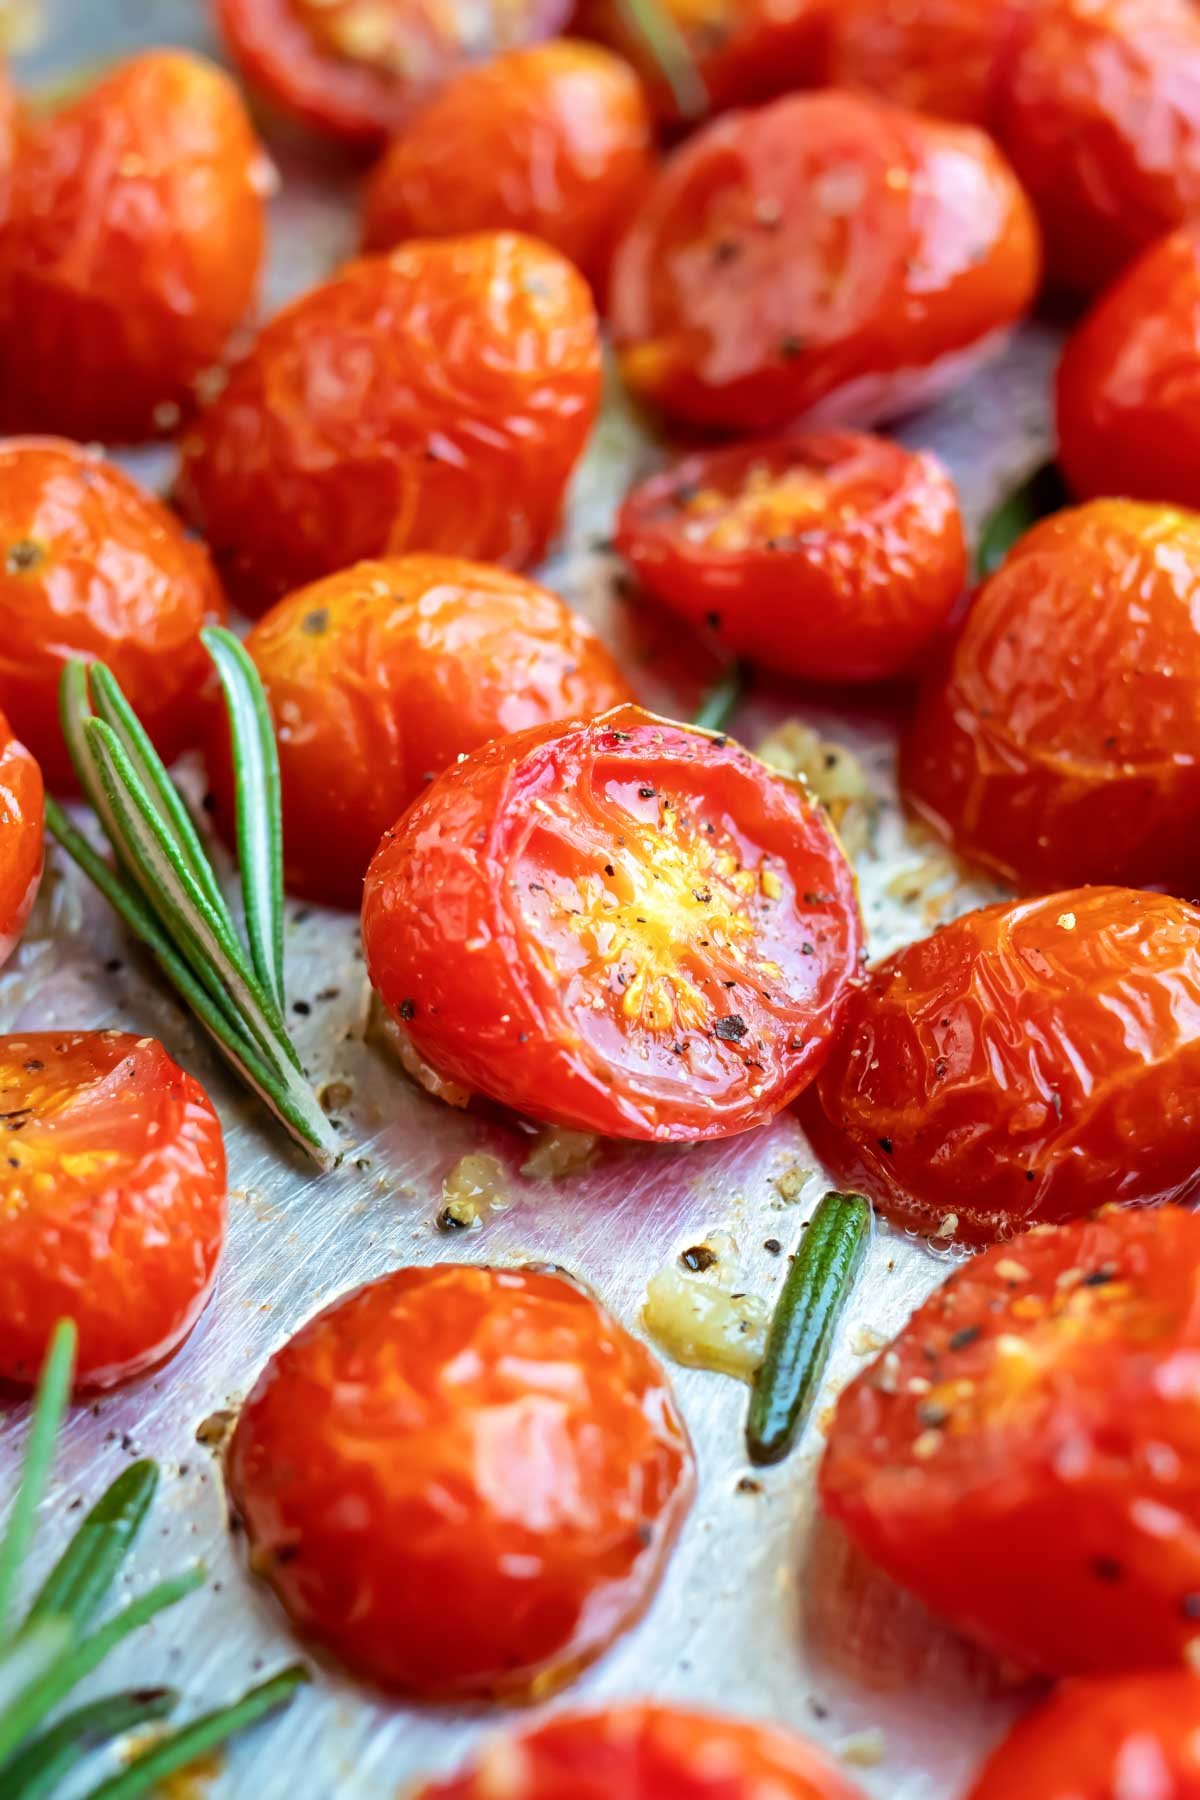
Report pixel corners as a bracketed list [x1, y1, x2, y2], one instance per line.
[0, 1688, 177, 1800]
[615, 0, 708, 118]
[692, 662, 746, 734]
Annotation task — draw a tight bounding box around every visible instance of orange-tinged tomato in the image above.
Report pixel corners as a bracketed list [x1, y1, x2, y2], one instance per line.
[0, 439, 226, 793]
[0, 51, 267, 444]
[362, 41, 653, 295]
[226, 1263, 694, 1699]
[0, 712, 42, 968]
[902, 500, 1200, 891]
[363, 705, 863, 1141]
[176, 234, 601, 615]
[0, 1032, 227, 1392]
[800, 888, 1200, 1244]
[967, 1671, 1200, 1798]
[822, 1208, 1200, 1677]
[610, 90, 1040, 433]
[823, 0, 1030, 125]
[207, 554, 634, 909]
[0, 63, 16, 228]
[615, 430, 966, 683]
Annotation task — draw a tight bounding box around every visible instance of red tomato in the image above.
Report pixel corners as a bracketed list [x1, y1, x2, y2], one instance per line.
[800, 887, 1200, 1244]
[217, 0, 571, 150]
[966, 1671, 1200, 1798]
[822, 0, 1030, 125]
[0, 63, 16, 228]
[0, 438, 226, 792]
[207, 554, 634, 909]
[363, 705, 863, 1141]
[0, 712, 42, 968]
[0, 51, 267, 444]
[226, 1264, 694, 1699]
[609, 90, 1040, 433]
[615, 430, 966, 683]
[362, 41, 653, 295]
[821, 1207, 1200, 1676]
[902, 499, 1200, 891]
[413, 1705, 867, 1799]
[176, 234, 601, 615]
[0, 1032, 227, 1392]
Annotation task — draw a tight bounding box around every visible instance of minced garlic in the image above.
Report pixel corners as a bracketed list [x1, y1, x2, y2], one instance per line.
[642, 1232, 769, 1383]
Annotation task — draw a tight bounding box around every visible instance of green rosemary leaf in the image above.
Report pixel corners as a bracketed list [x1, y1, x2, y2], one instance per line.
[0, 1321, 75, 1642]
[0, 1687, 176, 1800]
[0, 1624, 69, 1720]
[59, 664, 117, 848]
[976, 461, 1069, 578]
[691, 663, 745, 735]
[24, 1461, 157, 1635]
[614, 0, 708, 118]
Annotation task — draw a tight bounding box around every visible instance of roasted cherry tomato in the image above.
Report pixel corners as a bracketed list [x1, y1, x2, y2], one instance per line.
[207, 554, 634, 909]
[413, 1705, 868, 1799]
[966, 1671, 1200, 1798]
[822, 0, 1029, 125]
[363, 705, 863, 1141]
[822, 1207, 1200, 1676]
[176, 233, 601, 614]
[615, 430, 965, 684]
[903, 500, 1200, 891]
[0, 63, 16, 228]
[0, 439, 226, 792]
[362, 41, 652, 295]
[800, 887, 1200, 1244]
[0, 1032, 227, 1392]
[226, 1263, 694, 1699]
[0, 713, 42, 968]
[610, 90, 1040, 434]
[217, 0, 571, 150]
[0, 51, 267, 444]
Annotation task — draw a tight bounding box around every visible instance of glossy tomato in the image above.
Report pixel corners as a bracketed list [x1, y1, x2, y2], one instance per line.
[615, 430, 965, 684]
[226, 1263, 694, 1699]
[176, 234, 601, 614]
[822, 1207, 1200, 1676]
[0, 713, 42, 968]
[0, 1032, 227, 1392]
[0, 51, 267, 444]
[0, 62, 16, 228]
[967, 1671, 1200, 1798]
[800, 888, 1200, 1243]
[902, 499, 1200, 891]
[0, 439, 225, 792]
[208, 554, 634, 909]
[822, 0, 1029, 125]
[610, 90, 1040, 433]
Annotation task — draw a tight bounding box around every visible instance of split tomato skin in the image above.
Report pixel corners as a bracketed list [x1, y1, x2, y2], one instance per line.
[176, 233, 601, 614]
[821, 1207, 1200, 1677]
[0, 714, 42, 968]
[822, 0, 1029, 126]
[226, 1264, 695, 1700]
[362, 705, 864, 1141]
[0, 1032, 227, 1392]
[0, 50, 267, 443]
[800, 887, 1200, 1244]
[615, 430, 966, 684]
[966, 1671, 1200, 1798]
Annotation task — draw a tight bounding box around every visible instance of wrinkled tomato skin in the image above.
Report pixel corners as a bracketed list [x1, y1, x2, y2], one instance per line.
[363, 705, 863, 1141]
[800, 888, 1200, 1245]
[615, 430, 966, 684]
[0, 714, 42, 968]
[207, 555, 634, 909]
[414, 1705, 867, 1799]
[362, 42, 653, 296]
[0, 51, 266, 444]
[176, 234, 601, 615]
[0, 1032, 227, 1393]
[0, 439, 226, 793]
[226, 1264, 694, 1700]
[822, 1208, 1200, 1677]
[902, 500, 1200, 892]
[822, 0, 1029, 126]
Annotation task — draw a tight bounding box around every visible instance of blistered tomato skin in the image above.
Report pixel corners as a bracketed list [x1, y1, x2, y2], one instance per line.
[207, 555, 634, 909]
[800, 888, 1200, 1245]
[363, 705, 863, 1141]
[967, 1671, 1200, 1798]
[616, 431, 965, 684]
[902, 500, 1200, 891]
[823, 0, 1029, 125]
[0, 51, 266, 444]
[610, 90, 1040, 434]
[226, 1265, 694, 1700]
[0, 1032, 227, 1392]
[0, 715, 42, 968]
[176, 234, 601, 615]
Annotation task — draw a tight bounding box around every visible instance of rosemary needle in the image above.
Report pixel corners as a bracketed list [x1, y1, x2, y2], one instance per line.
[691, 662, 745, 734]
[25, 1461, 158, 1634]
[0, 1320, 75, 1642]
[0, 1688, 176, 1800]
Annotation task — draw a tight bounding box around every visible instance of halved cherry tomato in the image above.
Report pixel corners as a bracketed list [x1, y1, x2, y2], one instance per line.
[0, 51, 267, 444]
[0, 1032, 227, 1392]
[800, 887, 1200, 1243]
[226, 1263, 694, 1699]
[363, 705, 863, 1140]
[615, 430, 966, 683]
[217, 0, 571, 150]
[610, 90, 1040, 433]
[413, 1705, 868, 1798]
[822, 0, 1029, 125]
[176, 233, 601, 615]
[0, 713, 42, 969]
[902, 499, 1200, 891]
[0, 439, 226, 792]
[966, 1671, 1200, 1798]
[207, 554, 634, 908]
[362, 41, 653, 295]
[822, 1207, 1200, 1677]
